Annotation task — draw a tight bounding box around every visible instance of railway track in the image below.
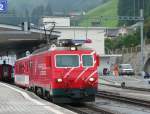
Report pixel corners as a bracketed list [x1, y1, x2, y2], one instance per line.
[63, 103, 116, 114]
[101, 83, 150, 92]
[97, 90, 150, 107]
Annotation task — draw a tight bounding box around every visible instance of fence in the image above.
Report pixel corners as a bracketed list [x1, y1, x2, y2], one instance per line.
[106, 44, 150, 54]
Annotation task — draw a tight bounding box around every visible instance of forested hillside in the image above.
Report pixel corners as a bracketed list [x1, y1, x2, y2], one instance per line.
[7, 0, 103, 16]
[118, 0, 150, 40]
[0, 0, 103, 25]
[118, 0, 150, 25]
[105, 0, 150, 52]
[79, 0, 118, 27]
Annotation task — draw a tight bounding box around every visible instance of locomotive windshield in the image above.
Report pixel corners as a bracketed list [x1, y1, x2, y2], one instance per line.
[56, 55, 79, 67]
[82, 55, 94, 67]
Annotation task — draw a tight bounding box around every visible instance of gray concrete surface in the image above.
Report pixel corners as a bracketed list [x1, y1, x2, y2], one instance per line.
[97, 79, 150, 114]
[100, 76, 150, 89]
[93, 98, 150, 114]
[0, 82, 76, 114]
[99, 84, 150, 101]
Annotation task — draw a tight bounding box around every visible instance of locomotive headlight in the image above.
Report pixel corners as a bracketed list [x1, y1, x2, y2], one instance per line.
[89, 77, 95, 82]
[56, 78, 63, 83]
[70, 47, 76, 51]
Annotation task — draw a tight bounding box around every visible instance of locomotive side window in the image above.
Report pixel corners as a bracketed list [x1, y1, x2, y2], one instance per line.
[82, 55, 94, 67]
[56, 55, 79, 67]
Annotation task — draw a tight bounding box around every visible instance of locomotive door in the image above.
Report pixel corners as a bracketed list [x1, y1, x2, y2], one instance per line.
[29, 57, 40, 85]
[29, 59, 35, 84]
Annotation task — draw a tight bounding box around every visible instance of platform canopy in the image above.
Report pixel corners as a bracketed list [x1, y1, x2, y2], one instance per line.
[0, 24, 60, 55]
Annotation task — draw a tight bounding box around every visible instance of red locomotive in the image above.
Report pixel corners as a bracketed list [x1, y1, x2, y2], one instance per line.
[15, 39, 100, 103]
[0, 61, 13, 82]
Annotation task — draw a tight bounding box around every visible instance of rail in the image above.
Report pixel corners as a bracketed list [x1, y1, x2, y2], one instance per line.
[100, 83, 150, 92]
[97, 91, 150, 107]
[63, 104, 117, 114]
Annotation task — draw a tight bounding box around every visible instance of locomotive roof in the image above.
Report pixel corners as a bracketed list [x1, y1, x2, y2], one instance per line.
[16, 45, 93, 61]
[32, 45, 93, 54]
[16, 55, 31, 61]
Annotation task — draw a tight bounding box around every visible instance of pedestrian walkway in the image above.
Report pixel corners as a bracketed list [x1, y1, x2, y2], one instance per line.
[0, 82, 76, 114]
[99, 76, 150, 89]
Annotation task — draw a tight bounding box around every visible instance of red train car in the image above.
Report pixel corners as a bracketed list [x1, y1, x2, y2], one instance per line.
[0, 63, 13, 82]
[15, 39, 100, 103]
[15, 57, 30, 88]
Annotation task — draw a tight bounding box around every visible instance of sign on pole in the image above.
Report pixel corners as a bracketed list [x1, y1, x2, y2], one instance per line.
[0, 0, 7, 12]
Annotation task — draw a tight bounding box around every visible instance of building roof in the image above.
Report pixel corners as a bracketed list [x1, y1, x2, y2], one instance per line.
[0, 24, 60, 55]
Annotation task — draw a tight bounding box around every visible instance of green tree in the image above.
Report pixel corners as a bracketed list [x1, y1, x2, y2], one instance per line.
[105, 32, 140, 51]
[145, 18, 150, 40]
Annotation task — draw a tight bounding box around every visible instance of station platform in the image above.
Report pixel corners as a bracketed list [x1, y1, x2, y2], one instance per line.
[0, 82, 76, 114]
[99, 76, 150, 89]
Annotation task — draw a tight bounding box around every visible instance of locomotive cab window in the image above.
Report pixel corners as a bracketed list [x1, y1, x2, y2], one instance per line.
[82, 55, 94, 67]
[56, 55, 79, 67]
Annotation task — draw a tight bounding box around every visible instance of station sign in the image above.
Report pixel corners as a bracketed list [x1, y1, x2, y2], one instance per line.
[0, 0, 7, 12]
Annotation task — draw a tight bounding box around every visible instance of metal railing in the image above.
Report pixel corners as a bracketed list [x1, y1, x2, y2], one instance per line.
[106, 44, 150, 54]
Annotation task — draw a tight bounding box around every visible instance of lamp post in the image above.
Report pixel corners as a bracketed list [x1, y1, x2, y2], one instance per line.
[140, 9, 144, 72]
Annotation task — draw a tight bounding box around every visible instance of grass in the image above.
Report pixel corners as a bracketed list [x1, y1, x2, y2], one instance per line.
[79, 0, 119, 27]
